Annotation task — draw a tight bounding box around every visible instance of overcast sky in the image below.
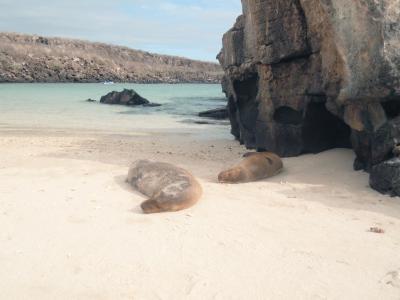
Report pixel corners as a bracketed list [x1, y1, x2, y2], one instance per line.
[0, 0, 242, 61]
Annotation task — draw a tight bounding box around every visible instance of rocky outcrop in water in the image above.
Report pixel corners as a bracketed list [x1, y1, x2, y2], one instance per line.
[100, 89, 161, 107]
[0, 32, 223, 83]
[219, 0, 400, 195]
[198, 107, 228, 120]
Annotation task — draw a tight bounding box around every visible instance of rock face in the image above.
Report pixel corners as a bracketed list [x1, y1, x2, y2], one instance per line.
[370, 158, 400, 196]
[218, 0, 400, 195]
[100, 89, 160, 107]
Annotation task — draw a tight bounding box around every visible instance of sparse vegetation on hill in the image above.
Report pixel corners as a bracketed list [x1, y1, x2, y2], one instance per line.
[0, 32, 223, 83]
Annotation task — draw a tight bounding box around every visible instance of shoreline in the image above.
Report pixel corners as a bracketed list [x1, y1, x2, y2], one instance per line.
[1, 127, 400, 299]
[0, 32, 223, 84]
[0, 124, 231, 140]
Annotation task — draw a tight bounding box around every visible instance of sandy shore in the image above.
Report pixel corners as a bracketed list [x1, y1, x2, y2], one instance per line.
[0, 127, 399, 299]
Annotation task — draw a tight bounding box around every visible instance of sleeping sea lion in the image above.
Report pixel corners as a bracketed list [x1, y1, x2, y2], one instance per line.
[218, 152, 283, 183]
[127, 160, 202, 214]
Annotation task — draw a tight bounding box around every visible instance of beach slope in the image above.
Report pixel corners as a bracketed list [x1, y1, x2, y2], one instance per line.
[0, 129, 399, 299]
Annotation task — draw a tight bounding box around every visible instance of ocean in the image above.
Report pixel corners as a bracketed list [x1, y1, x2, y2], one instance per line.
[0, 83, 230, 137]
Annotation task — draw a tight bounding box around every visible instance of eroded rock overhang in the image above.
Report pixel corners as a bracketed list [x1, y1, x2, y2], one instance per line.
[218, 0, 400, 195]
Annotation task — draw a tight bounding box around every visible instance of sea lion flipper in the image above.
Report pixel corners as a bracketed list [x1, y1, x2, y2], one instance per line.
[141, 198, 163, 214]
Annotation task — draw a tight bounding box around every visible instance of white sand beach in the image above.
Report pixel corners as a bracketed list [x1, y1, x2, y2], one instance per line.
[0, 128, 400, 299]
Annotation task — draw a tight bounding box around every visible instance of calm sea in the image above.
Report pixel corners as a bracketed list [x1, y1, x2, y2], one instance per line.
[0, 83, 230, 137]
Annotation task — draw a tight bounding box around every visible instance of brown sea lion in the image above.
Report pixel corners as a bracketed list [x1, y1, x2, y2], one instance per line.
[218, 152, 283, 183]
[127, 160, 202, 214]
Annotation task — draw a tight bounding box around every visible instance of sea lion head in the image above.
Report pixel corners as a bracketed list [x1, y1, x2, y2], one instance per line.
[218, 167, 246, 183]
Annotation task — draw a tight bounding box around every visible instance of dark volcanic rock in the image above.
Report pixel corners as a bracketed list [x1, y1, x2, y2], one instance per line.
[219, 0, 400, 195]
[199, 107, 228, 120]
[194, 121, 213, 125]
[142, 103, 162, 107]
[351, 117, 400, 171]
[86, 98, 96, 102]
[370, 158, 400, 196]
[100, 89, 160, 107]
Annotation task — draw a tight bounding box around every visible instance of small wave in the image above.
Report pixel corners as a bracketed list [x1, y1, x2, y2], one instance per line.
[169, 96, 227, 101]
[180, 118, 230, 126]
[117, 110, 164, 115]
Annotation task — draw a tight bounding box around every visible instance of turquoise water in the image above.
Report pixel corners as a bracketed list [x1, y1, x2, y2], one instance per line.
[0, 83, 229, 135]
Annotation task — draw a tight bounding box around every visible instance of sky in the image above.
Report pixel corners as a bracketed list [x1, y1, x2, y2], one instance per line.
[0, 0, 242, 62]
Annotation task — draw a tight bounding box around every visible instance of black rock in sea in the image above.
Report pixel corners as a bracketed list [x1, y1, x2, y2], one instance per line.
[100, 89, 161, 107]
[198, 107, 228, 120]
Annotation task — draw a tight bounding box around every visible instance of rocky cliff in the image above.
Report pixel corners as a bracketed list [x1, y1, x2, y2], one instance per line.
[219, 0, 400, 195]
[0, 32, 223, 83]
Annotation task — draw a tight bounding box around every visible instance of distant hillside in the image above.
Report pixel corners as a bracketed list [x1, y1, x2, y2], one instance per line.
[0, 32, 223, 83]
